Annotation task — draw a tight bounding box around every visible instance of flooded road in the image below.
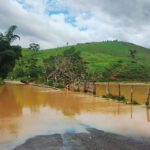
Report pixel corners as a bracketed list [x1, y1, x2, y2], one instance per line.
[0, 83, 150, 150]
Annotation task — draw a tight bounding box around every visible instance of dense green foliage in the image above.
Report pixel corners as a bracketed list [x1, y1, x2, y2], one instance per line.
[13, 51, 40, 81]
[0, 77, 3, 85]
[0, 26, 21, 79]
[17, 41, 150, 81]
[13, 47, 87, 85]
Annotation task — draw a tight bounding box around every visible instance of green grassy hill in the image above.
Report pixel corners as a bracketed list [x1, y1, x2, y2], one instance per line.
[21, 41, 150, 81]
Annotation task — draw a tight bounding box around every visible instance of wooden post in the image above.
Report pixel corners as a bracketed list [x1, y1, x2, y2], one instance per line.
[130, 103, 133, 119]
[145, 88, 150, 106]
[83, 81, 87, 93]
[117, 102, 120, 115]
[118, 84, 121, 97]
[146, 106, 150, 122]
[130, 85, 133, 103]
[93, 82, 96, 95]
[66, 84, 69, 96]
[106, 82, 110, 95]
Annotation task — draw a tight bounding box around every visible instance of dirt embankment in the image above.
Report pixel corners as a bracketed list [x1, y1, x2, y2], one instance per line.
[13, 128, 150, 150]
[4, 80, 24, 85]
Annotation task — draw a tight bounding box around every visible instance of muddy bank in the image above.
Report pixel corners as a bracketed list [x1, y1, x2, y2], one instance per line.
[13, 128, 150, 150]
[4, 80, 24, 85]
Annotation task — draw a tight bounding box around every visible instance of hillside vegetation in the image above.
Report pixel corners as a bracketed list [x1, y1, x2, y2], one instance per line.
[18, 41, 150, 81]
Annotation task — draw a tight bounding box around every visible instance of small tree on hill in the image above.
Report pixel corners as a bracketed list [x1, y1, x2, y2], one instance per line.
[129, 49, 136, 60]
[29, 43, 40, 52]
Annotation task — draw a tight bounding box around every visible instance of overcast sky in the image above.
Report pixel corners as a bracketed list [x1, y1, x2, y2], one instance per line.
[0, 0, 150, 49]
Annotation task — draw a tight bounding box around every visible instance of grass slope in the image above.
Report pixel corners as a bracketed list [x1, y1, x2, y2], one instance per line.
[22, 41, 150, 80]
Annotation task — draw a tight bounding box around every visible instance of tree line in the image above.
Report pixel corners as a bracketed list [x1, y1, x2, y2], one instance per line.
[13, 46, 87, 87]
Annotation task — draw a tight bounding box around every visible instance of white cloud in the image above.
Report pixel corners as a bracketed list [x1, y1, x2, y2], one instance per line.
[0, 0, 150, 49]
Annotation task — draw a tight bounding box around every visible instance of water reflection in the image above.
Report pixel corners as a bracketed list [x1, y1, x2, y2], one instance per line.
[0, 83, 150, 150]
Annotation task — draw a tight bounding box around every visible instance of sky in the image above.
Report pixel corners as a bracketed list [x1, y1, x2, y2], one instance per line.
[0, 0, 150, 49]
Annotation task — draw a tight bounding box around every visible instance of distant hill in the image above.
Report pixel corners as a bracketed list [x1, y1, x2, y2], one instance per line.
[22, 41, 150, 80]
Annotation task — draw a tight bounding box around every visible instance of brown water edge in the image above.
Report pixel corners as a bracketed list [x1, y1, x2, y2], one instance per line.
[0, 83, 150, 150]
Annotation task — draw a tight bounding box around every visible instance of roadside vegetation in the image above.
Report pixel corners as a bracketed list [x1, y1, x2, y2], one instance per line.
[0, 77, 3, 85]
[11, 46, 87, 87]
[0, 25, 21, 83]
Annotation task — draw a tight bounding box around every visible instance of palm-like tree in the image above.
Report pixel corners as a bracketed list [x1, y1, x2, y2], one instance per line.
[0, 25, 20, 43]
[5, 25, 20, 43]
[0, 33, 4, 41]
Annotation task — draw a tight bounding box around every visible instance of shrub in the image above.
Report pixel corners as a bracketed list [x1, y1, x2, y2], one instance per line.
[0, 77, 3, 85]
[102, 94, 126, 103]
[131, 100, 139, 105]
[46, 80, 53, 86]
[55, 83, 64, 88]
[7, 72, 17, 80]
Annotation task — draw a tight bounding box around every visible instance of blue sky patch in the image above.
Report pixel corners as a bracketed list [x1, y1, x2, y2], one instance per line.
[65, 16, 77, 27]
[16, 0, 33, 10]
[79, 27, 88, 31]
[48, 10, 69, 16]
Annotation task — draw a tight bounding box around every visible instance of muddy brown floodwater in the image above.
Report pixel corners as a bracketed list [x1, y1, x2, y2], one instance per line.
[96, 82, 150, 104]
[0, 83, 150, 150]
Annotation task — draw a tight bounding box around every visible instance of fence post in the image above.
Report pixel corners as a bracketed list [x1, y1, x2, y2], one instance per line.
[146, 106, 150, 122]
[130, 103, 133, 119]
[106, 82, 110, 95]
[146, 88, 150, 106]
[93, 82, 96, 95]
[83, 81, 87, 93]
[130, 85, 133, 103]
[118, 84, 121, 97]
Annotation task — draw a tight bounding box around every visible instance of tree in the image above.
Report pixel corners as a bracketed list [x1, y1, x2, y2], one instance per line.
[42, 47, 87, 85]
[0, 42, 21, 78]
[0, 25, 20, 44]
[14, 52, 40, 80]
[129, 49, 136, 60]
[0, 25, 21, 78]
[0, 33, 4, 41]
[29, 43, 40, 52]
[42, 56, 55, 82]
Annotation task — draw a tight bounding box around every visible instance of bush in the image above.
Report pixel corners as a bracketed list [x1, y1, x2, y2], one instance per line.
[46, 80, 53, 86]
[102, 94, 126, 103]
[6, 72, 17, 80]
[131, 100, 139, 105]
[0, 77, 3, 85]
[34, 77, 44, 84]
[55, 83, 64, 88]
